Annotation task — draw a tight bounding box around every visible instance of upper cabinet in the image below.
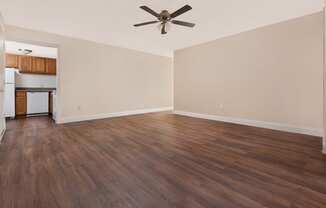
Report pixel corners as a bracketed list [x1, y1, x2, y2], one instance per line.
[32, 57, 46, 74]
[19, 56, 32, 73]
[5, 54, 19, 68]
[45, 58, 56, 75]
[5, 53, 56, 75]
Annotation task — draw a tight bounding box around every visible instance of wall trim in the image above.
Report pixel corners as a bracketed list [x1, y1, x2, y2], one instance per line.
[57, 107, 173, 124]
[174, 110, 323, 137]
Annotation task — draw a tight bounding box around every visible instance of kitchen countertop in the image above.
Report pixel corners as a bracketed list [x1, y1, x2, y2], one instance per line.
[15, 87, 56, 92]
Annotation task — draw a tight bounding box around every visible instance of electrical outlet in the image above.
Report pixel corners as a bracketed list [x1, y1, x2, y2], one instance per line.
[77, 106, 81, 111]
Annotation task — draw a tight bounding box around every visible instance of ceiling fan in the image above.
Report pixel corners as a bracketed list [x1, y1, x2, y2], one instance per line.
[134, 5, 195, 35]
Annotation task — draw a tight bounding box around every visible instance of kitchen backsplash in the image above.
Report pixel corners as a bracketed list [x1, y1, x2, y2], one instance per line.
[15, 72, 56, 88]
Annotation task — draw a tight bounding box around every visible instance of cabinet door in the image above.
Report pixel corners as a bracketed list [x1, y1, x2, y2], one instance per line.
[19, 56, 32, 73]
[49, 92, 53, 113]
[45, 58, 56, 75]
[32, 57, 46, 74]
[15, 91, 27, 116]
[5, 54, 19, 68]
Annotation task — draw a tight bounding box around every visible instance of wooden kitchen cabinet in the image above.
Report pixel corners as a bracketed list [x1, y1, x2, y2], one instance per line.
[49, 92, 53, 114]
[7, 53, 57, 75]
[19, 56, 33, 73]
[32, 57, 46, 74]
[15, 91, 27, 116]
[45, 58, 57, 75]
[5, 54, 19, 68]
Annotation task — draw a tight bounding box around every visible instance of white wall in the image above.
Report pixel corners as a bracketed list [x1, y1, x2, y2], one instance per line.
[15, 73, 56, 88]
[5, 25, 173, 123]
[174, 12, 323, 136]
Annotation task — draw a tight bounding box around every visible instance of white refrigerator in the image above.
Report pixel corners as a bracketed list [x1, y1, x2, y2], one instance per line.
[4, 69, 15, 118]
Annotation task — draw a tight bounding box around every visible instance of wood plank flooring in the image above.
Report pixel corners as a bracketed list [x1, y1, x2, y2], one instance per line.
[1, 113, 326, 208]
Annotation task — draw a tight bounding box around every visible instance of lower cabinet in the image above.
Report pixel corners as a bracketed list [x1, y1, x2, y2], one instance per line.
[49, 92, 53, 114]
[15, 90, 53, 117]
[15, 91, 27, 116]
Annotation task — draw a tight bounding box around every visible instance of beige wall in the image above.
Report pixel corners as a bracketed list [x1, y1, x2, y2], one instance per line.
[5, 25, 173, 122]
[4, 13, 323, 136]
[174, 13, 323, 133]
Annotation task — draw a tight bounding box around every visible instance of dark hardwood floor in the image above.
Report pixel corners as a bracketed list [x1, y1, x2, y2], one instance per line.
[1, 113, 326, 208]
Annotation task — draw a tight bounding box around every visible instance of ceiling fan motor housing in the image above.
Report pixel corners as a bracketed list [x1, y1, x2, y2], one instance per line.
[159, 10, 171, 22]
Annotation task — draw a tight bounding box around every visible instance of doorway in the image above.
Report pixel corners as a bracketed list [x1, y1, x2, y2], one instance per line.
[4, 40, 59, 128]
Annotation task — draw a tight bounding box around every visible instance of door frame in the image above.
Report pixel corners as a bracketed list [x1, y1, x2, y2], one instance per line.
[0, 13, 6, 142]
[323, 1, 326, 154]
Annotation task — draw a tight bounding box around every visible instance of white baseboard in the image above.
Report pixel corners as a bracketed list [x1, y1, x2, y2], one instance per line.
[174, 110, 323, 137]
[57, 107, 173, 124]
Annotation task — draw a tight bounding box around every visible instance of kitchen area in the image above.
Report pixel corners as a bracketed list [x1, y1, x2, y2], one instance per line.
[4, 41, 57, 121]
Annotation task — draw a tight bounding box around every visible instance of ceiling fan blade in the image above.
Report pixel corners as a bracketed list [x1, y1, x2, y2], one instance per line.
[161, 24, 167, 35]
[134, 21, 159, 27]
[140, 6, 160, 18]
[171, 20, 195, 28]
[170, 5, 192, 18]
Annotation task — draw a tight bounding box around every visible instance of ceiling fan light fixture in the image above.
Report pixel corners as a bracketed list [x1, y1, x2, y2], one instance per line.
[134, 5, 195, 35]
[18, 48, 33, 55]
[157, 22, 171, 34]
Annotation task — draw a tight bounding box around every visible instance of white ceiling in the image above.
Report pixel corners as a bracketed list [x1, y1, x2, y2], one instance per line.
[5, 41, 58, 58]
[1, 0, 323, 57]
